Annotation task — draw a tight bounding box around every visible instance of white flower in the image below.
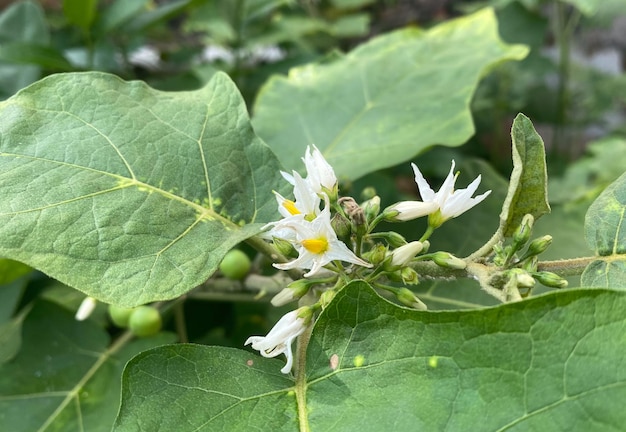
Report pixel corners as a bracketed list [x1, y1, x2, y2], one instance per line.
[390, 241, 424, 267]
[274, 171, 320, 219]
[387, 160, 491, 226]
[273, 203, 372, 277]
[245, 309, 309, 374]
[75, 296, 97, 321]
[302, 145, 337, 194]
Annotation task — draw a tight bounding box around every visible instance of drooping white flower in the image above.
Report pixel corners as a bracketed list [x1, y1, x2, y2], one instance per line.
[273, 202, 372, 277]
[75, 296, 97, 321]
[245, 308, 309, 374]
[387, 160, 491, 226]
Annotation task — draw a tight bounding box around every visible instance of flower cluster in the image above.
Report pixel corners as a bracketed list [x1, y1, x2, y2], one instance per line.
[245, 146, 492, 374]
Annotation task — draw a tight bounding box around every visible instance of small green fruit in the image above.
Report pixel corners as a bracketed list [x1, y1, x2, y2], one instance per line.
[129, 306, 162, 337]
[108, 304, 135, 328]
[219, 249, 251, 280]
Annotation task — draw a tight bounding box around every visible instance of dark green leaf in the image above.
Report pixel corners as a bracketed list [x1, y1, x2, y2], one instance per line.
[253, 8, 528, 180]
[0, 72, 285, 306]
[0, 300, 176, 432]
[582, 171, 626, 287]
[115, 282, 626, 431]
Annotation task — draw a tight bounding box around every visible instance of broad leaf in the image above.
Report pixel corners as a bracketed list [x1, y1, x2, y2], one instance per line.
[0, 300, 176, 432]
[115, 282, 626, 431]
[582, 171, 626, 287]
[0, 72, 285, 306]
[499, 113, 550, 237]
[252, 8, 528, 180]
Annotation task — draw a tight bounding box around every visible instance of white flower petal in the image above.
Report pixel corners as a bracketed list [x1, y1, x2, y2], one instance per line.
[244, 310, 308, 374]
[388, 201, 438, 221]
[411, 163, 436, 202]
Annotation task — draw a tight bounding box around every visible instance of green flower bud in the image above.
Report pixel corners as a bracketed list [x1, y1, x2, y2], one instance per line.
[273, 237, 297, 257]
[362, 196, 381, 224]
[526, 235, 553, 257]
[383, 231, 407, 248]
[400, 267, 419, 285]
[360, 186, 377, 201]
[364, 244, 388, 266]
[396, 288, 427, 310]
[319, 289, 337, 308]
[331, 213, 352, 239]
[432, 252, 466, 270]
[513, 214, 534, 248]
[533, 271, 568, 288]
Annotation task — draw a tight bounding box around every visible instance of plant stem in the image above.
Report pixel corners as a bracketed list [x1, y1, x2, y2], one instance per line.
[174, 302, 188, 343]
[537, 256, 599, 276]
[294, 325, 313, 432]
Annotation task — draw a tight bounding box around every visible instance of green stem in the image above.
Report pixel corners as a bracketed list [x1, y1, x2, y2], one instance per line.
[418, 225, 435, 242]
[294, 324, 313, 432]
[174, 302, 188, 343]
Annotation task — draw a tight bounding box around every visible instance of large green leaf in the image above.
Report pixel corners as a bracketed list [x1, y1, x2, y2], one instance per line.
[252, 8, 528, 181]
[115, 281, 626, 431]
[0, 72, 285, 306]
[0, 300, 176, 432]
[582, 171, 626, 288]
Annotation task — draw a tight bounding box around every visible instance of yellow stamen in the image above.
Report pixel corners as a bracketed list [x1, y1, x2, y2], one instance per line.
[302, 238, 329, 254]
[283, 200, 301, 215]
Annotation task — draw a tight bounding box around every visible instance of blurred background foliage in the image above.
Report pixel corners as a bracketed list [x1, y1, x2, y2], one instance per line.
[1, 0, 625, 352]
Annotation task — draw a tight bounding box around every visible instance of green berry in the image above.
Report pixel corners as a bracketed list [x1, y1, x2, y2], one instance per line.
[219, 249, 251, 280]
[108, 304, 135, 328]
[128, 306, 162, 337]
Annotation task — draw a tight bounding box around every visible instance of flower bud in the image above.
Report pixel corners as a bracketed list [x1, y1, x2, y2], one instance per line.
[379, 231, 407, 248]
[396, 288, 427, 310]
[533, 271, 568, 288]
[360, 186, 377, 201]
[273, 237, 297, 257]
[390, 241, 424, 267]
[431, 252, 466, 270]
[363, 196, 381, 225]
[513, 214, 534, 248]
[271, 280, 311, 307]
[400, 267, 419, 285]
[364, 244, 388, 266]
[331, 213, 352, 239]
[75, 297, 97, 321]
[319, 289, 336, 308]
[526, 235, 553, 257]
